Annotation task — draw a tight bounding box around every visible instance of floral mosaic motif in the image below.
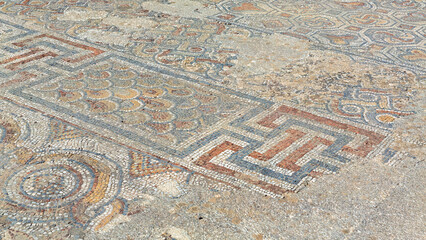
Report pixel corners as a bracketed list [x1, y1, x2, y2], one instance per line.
[0, 13, 409, 198]
[326, 85, 415, 129]
[379, 0, 421, 10]
[364, 28, 422, 45]
[342, 12, 395, 27]
[0, 0, 421, 239]
[0, 0, 423, 80]
[0, 24, 393, 199]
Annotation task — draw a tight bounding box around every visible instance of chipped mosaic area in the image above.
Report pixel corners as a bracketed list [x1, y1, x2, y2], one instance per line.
[0, 0, 424, 239]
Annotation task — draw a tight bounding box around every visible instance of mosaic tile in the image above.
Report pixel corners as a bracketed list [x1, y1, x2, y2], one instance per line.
[211, 0, 426, 73]
[0, 15, 395, 198]
[0, 99, 191, 236]
[0, 0, 423, 238]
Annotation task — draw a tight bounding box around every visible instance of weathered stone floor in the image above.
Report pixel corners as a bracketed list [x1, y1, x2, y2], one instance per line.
[0, 0, 424, 239]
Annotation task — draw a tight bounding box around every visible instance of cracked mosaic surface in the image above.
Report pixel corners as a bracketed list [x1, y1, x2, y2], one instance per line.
[0, 0, 424, 239]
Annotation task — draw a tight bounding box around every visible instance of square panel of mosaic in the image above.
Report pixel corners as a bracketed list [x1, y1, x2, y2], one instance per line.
[0, 16, 394, 198]
[0, 99, 192, 236]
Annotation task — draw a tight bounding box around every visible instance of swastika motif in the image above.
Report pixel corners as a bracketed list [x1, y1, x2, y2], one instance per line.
[0, 17, 392, 197]
[0, 1, 421, 238]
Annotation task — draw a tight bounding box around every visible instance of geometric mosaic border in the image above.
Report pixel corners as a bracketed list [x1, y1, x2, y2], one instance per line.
[1, 16, 392, 197]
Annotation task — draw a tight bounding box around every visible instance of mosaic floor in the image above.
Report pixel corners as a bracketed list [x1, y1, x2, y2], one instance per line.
[0, 0, 424, 239]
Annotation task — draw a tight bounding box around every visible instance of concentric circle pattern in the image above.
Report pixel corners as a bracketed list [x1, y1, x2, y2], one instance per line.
[0, 0, 422, 238]
[6, 158, 94, 209]
[1, 151, 123, 229]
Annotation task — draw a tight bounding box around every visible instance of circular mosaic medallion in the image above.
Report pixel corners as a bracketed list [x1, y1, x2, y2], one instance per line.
[6, 157, 95, 209]
[3, 151, 122, 215]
